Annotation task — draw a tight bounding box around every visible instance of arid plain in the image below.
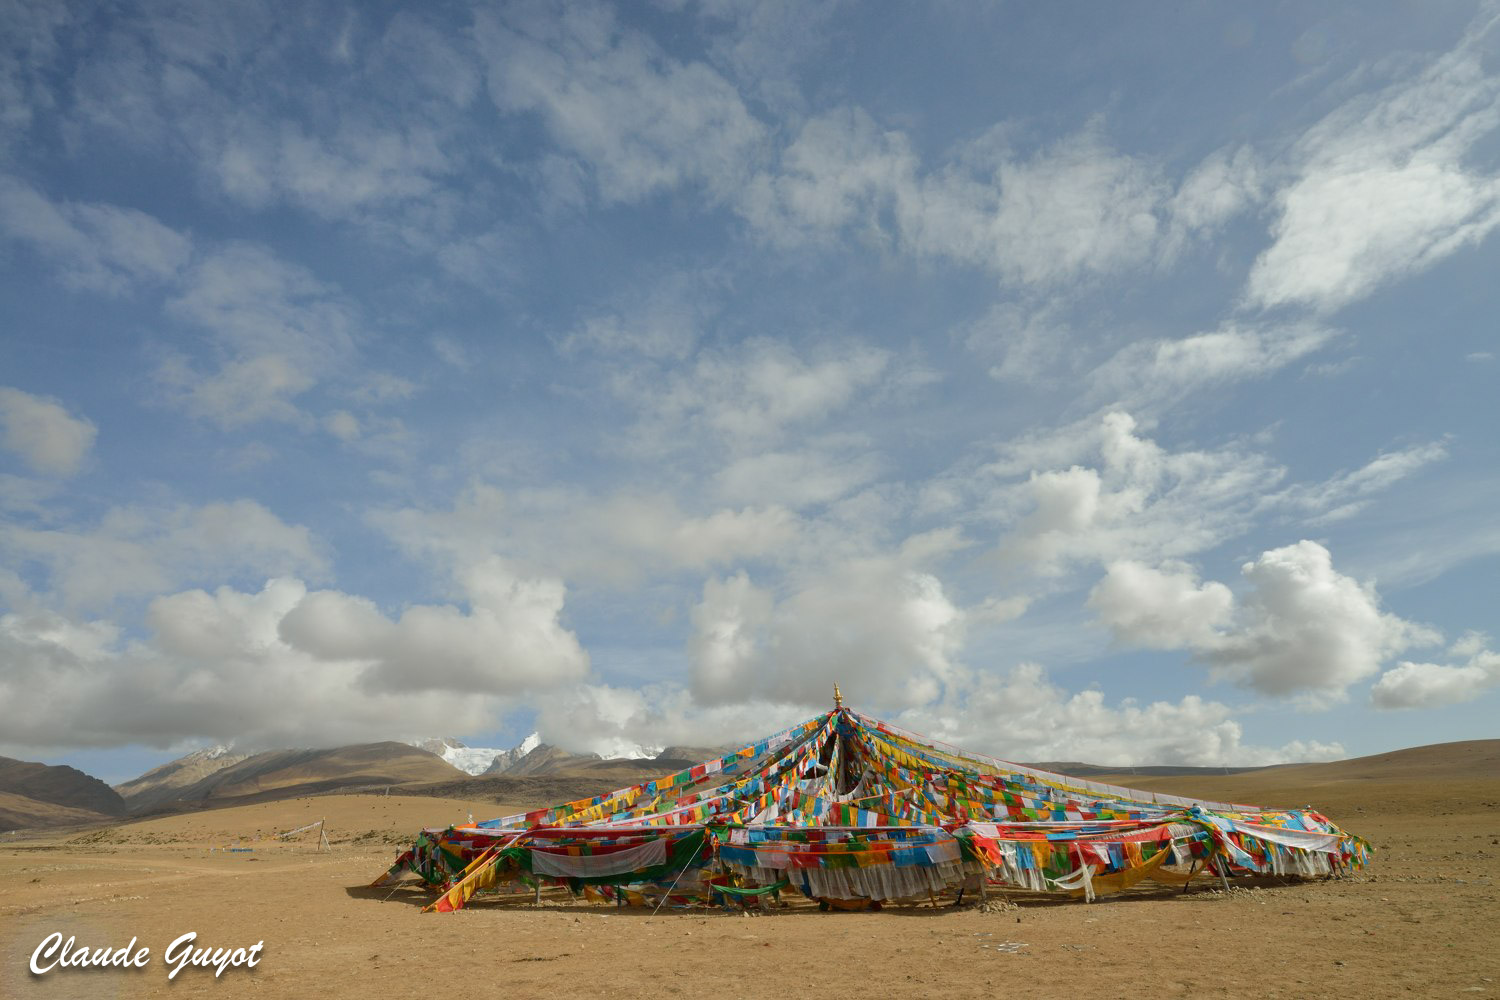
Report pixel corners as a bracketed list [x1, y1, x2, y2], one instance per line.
[2, 741, 1496, 1000]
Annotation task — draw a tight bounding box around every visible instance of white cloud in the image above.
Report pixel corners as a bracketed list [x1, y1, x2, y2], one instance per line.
[963, 300, 1074, 383]
[891, 663, 1344, 767]
[976, 127, 1167, 286]
[1088, 322, 1338, 410]
[1163, 145, 1262, 255]
[371, 482, 802, 589]
[1276, 440, 1450, 524]
[689, 561, 963, 709]
[560, 268, 725, 362]
[323, 410, 361, 442]
[1212, 541, 1439, 701]
[475, 2, 767, 205]
[0, 387, 97, 477]
[212, 117, 454, 219]
[0, 175, 191, 294]
[744, 114, 1175, 287]
[1246, 12, 1500, 312]
[532, 682, 811, 758]
[1094, 540, 1441, 705]
[1371, 633, 1500, 709]
[1089, 560, 1233, 650]
[682, 0, 847, 112]
[992, 412, 1281, 575]
[624, 337, 891, 453]
[1, 499, 327, 611]
[160, 243, 358, 427]
[714, 445, 883, 509]
[535, 662, 1348, 767]
[62, 4, 475, 230]
[0, 579, 530, 750]
[0, 1, 72, 147]
[278, 557, 590, 695]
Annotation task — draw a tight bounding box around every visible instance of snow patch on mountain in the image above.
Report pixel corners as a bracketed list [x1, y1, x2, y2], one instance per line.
[408, 733, 543, 776]
[597, 742, 664, 761]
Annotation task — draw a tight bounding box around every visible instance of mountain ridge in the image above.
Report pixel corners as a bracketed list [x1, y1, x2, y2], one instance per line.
[7, 737, 1490, 830]
[0, 756, 128, 829]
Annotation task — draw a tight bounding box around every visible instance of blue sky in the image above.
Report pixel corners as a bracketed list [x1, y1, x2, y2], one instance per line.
[1, 0, 1497, 784]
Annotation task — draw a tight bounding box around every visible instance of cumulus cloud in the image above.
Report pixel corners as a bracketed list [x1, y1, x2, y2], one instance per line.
[1, 499, 327, 611]
[689, 561, 963, 708]
[279, 557, 590, 695]
[0, 568, 590, 751]
[0, 387, 97, 477]
[1089, 560, 1233, 650]
[1245, 11, 1500, 312]
[1210, 542, 1439, 701]
[532, 682, 812, 758]
[530, 663, 1346, 767]
[1094, 540, 1440, 704]
[1371, 632, 1500, 709]
[992, 412, 1280, 575]
[891, 664, 1344, 767]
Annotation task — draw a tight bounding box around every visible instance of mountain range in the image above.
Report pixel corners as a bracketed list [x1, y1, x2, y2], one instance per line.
[15, 736, 1489, 833]
[406, 734, 674, 776]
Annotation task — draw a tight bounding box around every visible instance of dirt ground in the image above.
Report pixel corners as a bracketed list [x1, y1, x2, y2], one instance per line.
[1, 776, 1496, 999]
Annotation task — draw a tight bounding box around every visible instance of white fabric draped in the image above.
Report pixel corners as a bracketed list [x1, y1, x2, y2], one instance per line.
[727, 860, 967, 900]
[530, 837, 667, 878]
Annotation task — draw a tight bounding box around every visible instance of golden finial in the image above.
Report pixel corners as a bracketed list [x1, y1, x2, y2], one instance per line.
[833, 683, 843, 710]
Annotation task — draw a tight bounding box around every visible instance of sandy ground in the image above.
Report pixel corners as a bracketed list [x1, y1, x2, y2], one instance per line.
[1, 778, 1496, 999]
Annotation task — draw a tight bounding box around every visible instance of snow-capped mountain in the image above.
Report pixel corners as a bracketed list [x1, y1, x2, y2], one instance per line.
[409, 733, 541, 776]
[598, 742, 664, 761]
[412, 733, 672, 776]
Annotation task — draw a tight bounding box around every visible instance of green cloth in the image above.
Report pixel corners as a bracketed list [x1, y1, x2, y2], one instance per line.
[712, 878, 789, 898]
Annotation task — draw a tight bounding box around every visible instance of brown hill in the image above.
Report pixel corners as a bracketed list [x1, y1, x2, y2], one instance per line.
[0, 791, 119, 830]
[546, 755, 697, 781]
[485, 743, 598, 776]
[0, 756, 127, 828]
[114, 745, 250, 813]
[403, 774, 649, 812]
[1026, 760, 1265, 779]
[123, 742, 467, 815]
[1083, 739, 1500, 815]
[658, 745, 737, 763]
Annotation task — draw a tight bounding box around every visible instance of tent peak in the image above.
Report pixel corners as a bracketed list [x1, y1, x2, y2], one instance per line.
[833, 683, 842, 710]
